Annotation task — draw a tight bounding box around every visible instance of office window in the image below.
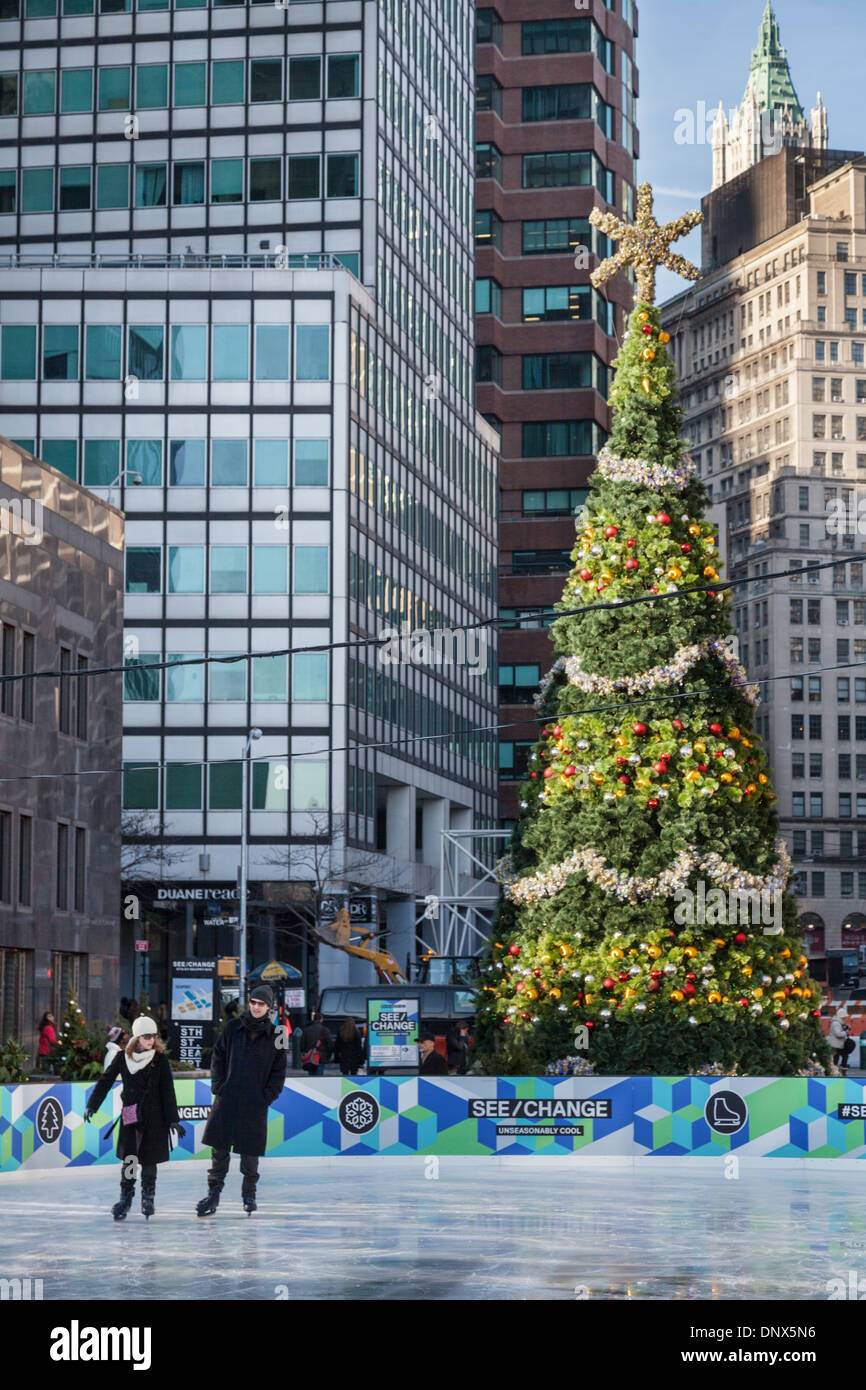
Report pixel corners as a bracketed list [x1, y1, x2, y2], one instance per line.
[523, 421, 593, 456]
[1, 326, 36, 380]
[123, 762, 159, 810]
[253, 763, 288, 811]
[249, 157, 281, 202]
[126, 439, 161, 487]
[135, 164, 167, 207]
[59, 166, 91, 210]
[293, 546, 329, 593]
[209, 656, 246, 702]
[293, 651, 328, 701]
[21, 167, 54, 212]
[85, 325, 121, 379]
[170, 325, 207, 380]
[0, 74, 18, 116]
[288, 155, 320, 199]
[254, 325, 289, 380]
[98, 67, 131, 111]
[56, 646, 72, 734]
[60, 68, 93, 113]
[136, 65, 167, 108]
[294, 439, 329, 486]
[295, 325, 329, 380]
[250, 58, 282, 102]
[842, 872, 854, 898]
[73, 827, 86, 912]
[791, 714, 804, 739]
[252, 546, 288, 593]
[166, 654, 203, 702]
[839, 677, 851, 701]
[293, 762, 328, 811]
[211, 158, 243, 204]
[20, 631, 34, 723]
[209, 762, 241, 809]
[168, 546, 205, 593]
[83, 439, 119, 487]
[326, 153, 359, 199]
[18, 815, 32, 907]
[174, 62, 206, 106]
[475, 209, 503, 249]
[211, 439, 248, 486]
[840, 794, 852, 818]
[252, 654, 287, 701]
[23, 70, 55, 114]
[169, 439, 205, 487]
[810, 753, 823, 778]
[165, 764, 202, 810]
[288, 55, 321, 100]
[475, 142, 502, 181]
[809, 715, 823, 741]
[56, 824, 69, 910]
[210, 546, 247, 593]
[212, 60, 244, 104]
[253, 439, 288, 486]
[327, 54, 359, 98]
[125, 547, 161, 594]
[41, 440, 77, 479]
[124, 653, 160, 701]
[43, 326, 79, 380]
[173, 162, 205, 205]
[839, 715, 851, 739]
[475, 279, 502, 316]
[96, 165, 129, 209]
[128, 325, 164, 380]
[791, 753, 804, 779]
[0, 623, 14, 719]
[213, 326, 249, 381]
[811, 871, 825, 897]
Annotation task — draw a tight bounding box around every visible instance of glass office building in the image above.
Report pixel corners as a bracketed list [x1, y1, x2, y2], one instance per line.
[0, 0, 498, 997]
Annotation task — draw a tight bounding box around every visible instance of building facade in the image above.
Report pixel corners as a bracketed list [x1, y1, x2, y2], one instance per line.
[0, 0, 498, 1000]
[472, 0, 638, 821]
[0, 437, 123, 1056]
[662, 158, 866, 972]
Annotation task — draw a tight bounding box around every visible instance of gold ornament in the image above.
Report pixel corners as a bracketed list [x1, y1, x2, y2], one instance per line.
[671, 989, 684, 1001]
[559, 943, 573, 958]
[713, 938, 727, 947]
[752, 987, 763, 998]
[642, 347, 656, 361]
[683, 946, 698, 958]
[667, 566, 682, 580]
[708, 991, 721, 1003]
[658, 330, 670, 344]
[610, 947, 624, 959]
[647, 945, 662, 959]
[703, 566, 717, 579]
[637, 311, 650, 322]
[589, 181, 702, 305]
[550, 987, 562, 1000]
[591, 773, 605, 784]
[694, 742, 706, 753]
[624, 987, 637, 999]
[688, 524, 701, 537]
[719, 773, 733, 784]
[641, 377, 652, 393]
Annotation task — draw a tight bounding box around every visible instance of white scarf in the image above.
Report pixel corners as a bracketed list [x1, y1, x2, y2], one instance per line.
[125, 1046, 156, 1073]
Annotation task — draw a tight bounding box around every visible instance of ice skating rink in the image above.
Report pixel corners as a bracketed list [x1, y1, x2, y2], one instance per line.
[1, 1157, 863, 1300]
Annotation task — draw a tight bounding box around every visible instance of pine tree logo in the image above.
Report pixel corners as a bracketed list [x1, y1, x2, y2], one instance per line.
[36, 1097, 63, 1145]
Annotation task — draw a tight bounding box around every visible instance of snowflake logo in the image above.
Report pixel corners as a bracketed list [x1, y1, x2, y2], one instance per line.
[338, 1091, 380, 1135]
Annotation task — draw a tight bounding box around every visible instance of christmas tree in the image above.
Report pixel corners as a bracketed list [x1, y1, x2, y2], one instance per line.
[52, 991, 104, 1081]
[477, 184, 828, 1077]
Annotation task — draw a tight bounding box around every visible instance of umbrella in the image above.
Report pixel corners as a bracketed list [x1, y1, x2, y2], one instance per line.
[247, 960, 303, 984]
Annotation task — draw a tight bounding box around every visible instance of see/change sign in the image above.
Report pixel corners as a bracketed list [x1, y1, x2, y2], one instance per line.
[366, 998, 420, 1068]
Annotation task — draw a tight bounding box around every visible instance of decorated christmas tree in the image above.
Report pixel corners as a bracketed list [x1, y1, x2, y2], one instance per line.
[52, 991, 104, 1081]
[476, 184, 829, 1077]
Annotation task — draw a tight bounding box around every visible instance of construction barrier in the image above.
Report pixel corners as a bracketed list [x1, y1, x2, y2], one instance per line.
[3, 1074, 866, 1171]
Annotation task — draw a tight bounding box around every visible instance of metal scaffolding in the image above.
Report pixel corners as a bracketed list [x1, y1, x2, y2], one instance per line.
[414, 827, 511, 957]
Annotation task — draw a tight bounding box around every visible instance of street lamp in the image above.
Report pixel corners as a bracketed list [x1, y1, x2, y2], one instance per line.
[238, 727, 263, 1007]
[105, 468, 142, 510]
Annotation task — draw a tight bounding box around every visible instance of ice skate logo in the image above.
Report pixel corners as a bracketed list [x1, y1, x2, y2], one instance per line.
[338, 1091, 379, 1136]
[704, 1090, 748, 1136]
[36, 1096, 63, 1145]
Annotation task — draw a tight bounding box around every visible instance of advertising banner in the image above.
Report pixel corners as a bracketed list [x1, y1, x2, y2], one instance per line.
[366, 997, 420, 1068]
[4, 1076, 866, 1172]
[169, 959, 217, 1068]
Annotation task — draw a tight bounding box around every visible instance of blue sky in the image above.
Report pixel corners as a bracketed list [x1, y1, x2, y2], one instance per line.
[638, 0, 866, 302]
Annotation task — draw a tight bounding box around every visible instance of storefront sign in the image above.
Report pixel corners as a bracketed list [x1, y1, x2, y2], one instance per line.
[169, 959, 217, 1067]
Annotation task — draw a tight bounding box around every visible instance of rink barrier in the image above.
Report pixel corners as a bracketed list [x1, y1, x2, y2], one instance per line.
[2, 1075, 866, 1171]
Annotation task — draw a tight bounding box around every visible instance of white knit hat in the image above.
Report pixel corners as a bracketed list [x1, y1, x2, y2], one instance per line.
[132, 1015, 158, 1037]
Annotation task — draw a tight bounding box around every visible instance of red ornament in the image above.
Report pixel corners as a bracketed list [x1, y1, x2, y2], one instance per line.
[734, 932, 747, 945]
[656, 512, 671, 525]
[641, 324, 654, 336]
[650, 970, 662, 979]
[647, 980, 660, 993]
[775, 1010, 784, 1019]
[530, 771, 537, 779]
[680, 543, 691, 553]
[616, 756, 627, 766]
[707, 590, 716, 598]
[625, 558, 639, 571]
[709, 723, 723, 735]
[604, 525, 618, 538]
[698, 764, 708, 772]
[626, 538, 637, 548]
[596, 584, 604, 593]
[647, 798, 659, 809]
[632, 722, 647, 735]
[685, 973, 696, 982]
[812, 1010, 821, 1017]
[603, 977, 616, 990]
[543, 767, 554, 779]
[542, 729, 549, 737]
[564, 765, 576, 777]
[579, 568, 592, 581]
[508, 944, 521, 957]
[672, 719, 684, 731]
[515, 982, 525, 992]
[737, 998, 748, 1007]
[714, 751, 724, 759]
[650, 586, 659, 594]
[553, 726, 562, 739]
[618, 775, 630, 785]
[653, 762, 667, 775]
[617, 972, 629, 982]
[521, 1012, 531, 1021]
[586, 1021, 594, 1029]
[533, 968, 542, 978]
[683, 984, 695, 997]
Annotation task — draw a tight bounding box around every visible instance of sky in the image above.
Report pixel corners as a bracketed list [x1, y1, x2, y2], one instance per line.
[637, 0, 866, 303]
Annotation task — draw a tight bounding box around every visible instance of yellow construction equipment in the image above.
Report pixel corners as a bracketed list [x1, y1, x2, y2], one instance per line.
[314, 908, 408, 984]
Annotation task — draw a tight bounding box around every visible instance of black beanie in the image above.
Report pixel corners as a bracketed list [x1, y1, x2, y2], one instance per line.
[249, 985, 274, 1007]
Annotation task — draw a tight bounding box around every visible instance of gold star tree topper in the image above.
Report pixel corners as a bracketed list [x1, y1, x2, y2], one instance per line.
[588, 182, 703, 305]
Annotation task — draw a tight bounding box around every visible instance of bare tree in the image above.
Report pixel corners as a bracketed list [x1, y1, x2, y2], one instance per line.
[121, 809, 186, 883]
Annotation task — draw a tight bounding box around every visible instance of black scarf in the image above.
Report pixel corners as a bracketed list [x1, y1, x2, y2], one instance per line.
[241, 1009, 270, 1035]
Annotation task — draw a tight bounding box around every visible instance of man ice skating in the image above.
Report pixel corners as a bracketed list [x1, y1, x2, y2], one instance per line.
[197, 985, 287, 1216]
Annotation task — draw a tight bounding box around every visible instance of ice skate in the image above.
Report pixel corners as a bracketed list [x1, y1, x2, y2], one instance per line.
[112, 1188, 134, 1221]
[141, 1189, 155, 1220]
[196, 1187, 220, 1217]
[242, 1182, 257, 1215]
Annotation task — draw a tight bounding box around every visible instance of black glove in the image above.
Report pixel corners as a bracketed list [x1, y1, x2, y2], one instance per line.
[173, 1124, 186, 1138]
[84, 1109, 93, 1124]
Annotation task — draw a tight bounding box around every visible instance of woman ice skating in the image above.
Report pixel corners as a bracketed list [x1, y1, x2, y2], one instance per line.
[828, 1008, 855, 1076]
[197, 985, 288, 1217]
[84, 1015, 185, 1221]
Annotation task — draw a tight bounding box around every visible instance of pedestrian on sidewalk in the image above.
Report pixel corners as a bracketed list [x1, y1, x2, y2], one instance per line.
[333, 1017, 365, 1075]
[36, 1012, 56, 1071]
[84, 1016, 184, 1221]
[829, 1007, 856, 1075]
[418, 1030, 448, 1075]
[196, 985, 288, 1217]
[300, 1013, 333, 1076]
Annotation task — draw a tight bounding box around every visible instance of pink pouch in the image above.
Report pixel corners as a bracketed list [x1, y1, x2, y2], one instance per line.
[121, 1102, 138, 1126]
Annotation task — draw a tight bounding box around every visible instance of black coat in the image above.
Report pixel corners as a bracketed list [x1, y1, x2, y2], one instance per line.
[419, 1048, 448, 1075]
[300, 1021, 332, 1063]
[333, 1031, 366, 1074]
[88, 1049, 179, 1166]
[202, 1015, 288, 1156]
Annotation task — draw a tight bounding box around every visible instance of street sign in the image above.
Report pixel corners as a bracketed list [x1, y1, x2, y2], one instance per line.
[134, 940, 149, 953]
[320, 893, 375, 925]
[284, 988, 305, 1009]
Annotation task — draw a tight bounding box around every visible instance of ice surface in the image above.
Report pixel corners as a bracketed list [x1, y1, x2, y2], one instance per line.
[0, 1157, 863, 1300]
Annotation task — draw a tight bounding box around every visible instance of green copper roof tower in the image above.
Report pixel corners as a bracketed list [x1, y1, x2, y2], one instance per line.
[741, 1, 804, 124]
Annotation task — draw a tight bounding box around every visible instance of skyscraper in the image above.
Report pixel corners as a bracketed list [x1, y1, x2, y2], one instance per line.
[0, 0, 499, 998]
